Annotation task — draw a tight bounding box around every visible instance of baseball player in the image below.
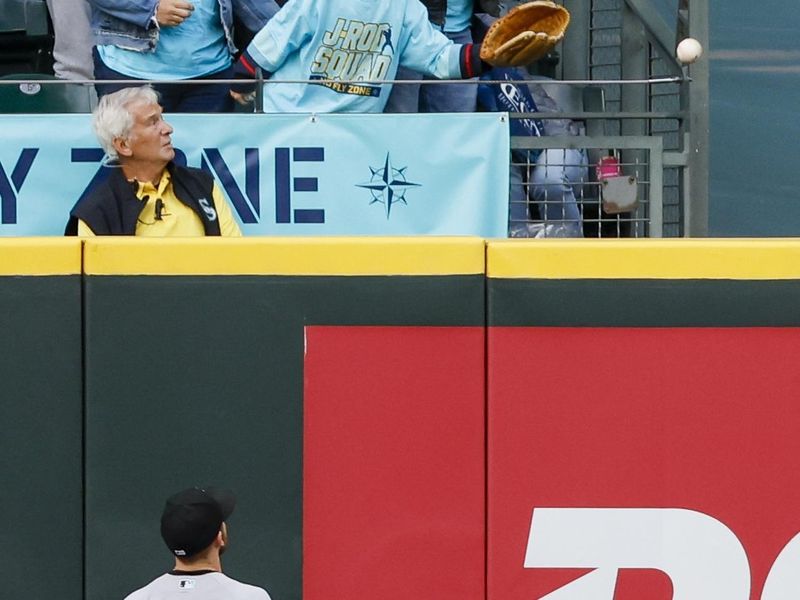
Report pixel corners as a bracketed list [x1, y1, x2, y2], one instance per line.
[232, 0, 488, 113]
[124, 487, 271, 600]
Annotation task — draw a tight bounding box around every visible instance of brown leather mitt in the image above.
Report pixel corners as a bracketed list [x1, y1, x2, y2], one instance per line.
[480, 1, 571, 67]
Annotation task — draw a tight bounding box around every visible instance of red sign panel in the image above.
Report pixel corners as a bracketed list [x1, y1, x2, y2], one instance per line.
[488, 327, 800, 600]
[304, 326, 485, 600]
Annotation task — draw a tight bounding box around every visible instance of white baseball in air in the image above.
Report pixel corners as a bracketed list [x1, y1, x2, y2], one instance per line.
[676, 37, 703, 64]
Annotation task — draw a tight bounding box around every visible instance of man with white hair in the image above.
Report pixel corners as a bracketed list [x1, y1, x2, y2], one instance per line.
[65, 86, 241, 236]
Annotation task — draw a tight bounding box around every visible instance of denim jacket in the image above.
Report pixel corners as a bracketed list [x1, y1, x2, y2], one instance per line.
[89, 0, 278, 53]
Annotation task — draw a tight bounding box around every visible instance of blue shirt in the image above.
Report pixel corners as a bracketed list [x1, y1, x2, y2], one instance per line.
[247, 0, 462, 113]
[445, 0, 473, 33]
[98, 0, 231, 79]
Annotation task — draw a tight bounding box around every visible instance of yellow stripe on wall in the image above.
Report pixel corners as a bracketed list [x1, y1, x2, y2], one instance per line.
[83, 238, 486, 276]
[0, 238, 82, 276]
[488, 239, 800, 280]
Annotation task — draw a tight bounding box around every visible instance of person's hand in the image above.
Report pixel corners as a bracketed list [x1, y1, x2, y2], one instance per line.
[156, 0, 194, 27]
[230, 51, 259, 103]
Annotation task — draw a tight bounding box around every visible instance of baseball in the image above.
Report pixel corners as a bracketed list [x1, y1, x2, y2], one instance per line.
[676, 37, 703, 64]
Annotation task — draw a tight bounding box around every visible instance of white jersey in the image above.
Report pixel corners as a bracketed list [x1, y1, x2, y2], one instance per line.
[246, 0, 463, 113]
[124, 571, 271, 600]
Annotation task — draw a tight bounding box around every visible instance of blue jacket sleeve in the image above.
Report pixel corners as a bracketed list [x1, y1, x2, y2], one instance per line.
[232, 0, 279, 34]
[89, 0, 158, 30]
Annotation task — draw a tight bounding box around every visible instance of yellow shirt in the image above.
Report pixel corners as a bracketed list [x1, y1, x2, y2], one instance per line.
[78, 170, 242, 237]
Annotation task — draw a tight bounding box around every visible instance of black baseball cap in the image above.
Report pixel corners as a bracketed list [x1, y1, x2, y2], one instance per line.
[160, 487, 236, 558]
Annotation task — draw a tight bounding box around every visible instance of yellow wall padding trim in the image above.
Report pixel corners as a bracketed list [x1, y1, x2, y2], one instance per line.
[487, 239, 800, 280]
[83, 237, 486, 276]
[0, 238, 82, 276]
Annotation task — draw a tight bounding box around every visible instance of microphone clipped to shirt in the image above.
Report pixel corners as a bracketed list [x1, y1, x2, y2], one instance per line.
[141, 194, 165, 221]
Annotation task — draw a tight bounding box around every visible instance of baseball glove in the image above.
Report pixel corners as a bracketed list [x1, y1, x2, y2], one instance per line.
[480, 1, 571, 67]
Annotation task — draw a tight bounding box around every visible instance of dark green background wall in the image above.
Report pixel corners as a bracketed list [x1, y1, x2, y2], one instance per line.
[0, 275, 82, 600]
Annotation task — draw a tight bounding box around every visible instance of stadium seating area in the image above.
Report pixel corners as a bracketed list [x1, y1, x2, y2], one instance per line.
[0, 0, 703, 239]
[0, 0, 53, 75]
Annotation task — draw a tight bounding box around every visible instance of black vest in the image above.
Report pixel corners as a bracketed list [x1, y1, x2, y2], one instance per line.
[65, 163, 222, 236]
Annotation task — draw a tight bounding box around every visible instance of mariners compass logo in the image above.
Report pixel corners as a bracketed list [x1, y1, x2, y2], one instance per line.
[356, 153, 421, 218]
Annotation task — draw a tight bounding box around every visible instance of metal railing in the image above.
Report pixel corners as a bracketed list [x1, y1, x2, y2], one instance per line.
[509, 133, 664, 238]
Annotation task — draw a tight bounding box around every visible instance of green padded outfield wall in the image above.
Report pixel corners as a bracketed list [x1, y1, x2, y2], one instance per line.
[9, 237, 800, 600]
[0, 239, 83, 600]
[82, 238, 486, 600]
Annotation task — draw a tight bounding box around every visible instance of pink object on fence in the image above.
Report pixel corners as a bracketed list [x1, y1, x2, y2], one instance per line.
[597, 155, 621, 180]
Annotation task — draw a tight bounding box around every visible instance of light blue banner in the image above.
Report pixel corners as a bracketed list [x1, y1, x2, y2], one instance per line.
[0, 113, 509, 237]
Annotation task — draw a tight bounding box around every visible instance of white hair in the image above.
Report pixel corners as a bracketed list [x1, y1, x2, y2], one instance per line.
[93, 86, 161, 161]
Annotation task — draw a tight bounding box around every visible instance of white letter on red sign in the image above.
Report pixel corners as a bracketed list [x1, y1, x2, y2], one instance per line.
[523, 508, 750, 600]
[761, 532, 800, 600]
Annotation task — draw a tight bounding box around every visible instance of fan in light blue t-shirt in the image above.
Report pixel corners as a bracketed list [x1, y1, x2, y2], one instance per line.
[98, 0, 231, 81]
